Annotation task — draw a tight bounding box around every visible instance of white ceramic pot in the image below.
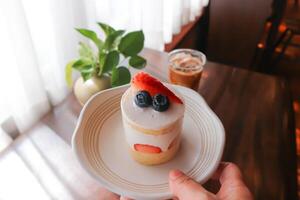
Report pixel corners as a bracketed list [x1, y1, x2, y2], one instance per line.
[74, 75, 111, 105]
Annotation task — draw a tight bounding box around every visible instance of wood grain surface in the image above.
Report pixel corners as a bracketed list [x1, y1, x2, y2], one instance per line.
[43, 48, 297, 200]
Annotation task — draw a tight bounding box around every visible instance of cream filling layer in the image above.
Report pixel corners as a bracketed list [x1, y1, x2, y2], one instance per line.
[123, 119, 182, 152]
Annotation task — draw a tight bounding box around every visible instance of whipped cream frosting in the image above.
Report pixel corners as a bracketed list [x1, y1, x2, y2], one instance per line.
[121, 87, 185, 130]
[121, 85, 185, 151]
[123, 118, 182, 151]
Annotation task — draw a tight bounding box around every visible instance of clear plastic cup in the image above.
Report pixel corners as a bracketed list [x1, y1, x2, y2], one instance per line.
[168, 49, 206, 89]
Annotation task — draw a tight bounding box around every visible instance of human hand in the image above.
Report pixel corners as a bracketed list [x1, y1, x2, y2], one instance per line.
[100, 162, 252, 200]
[169, 162, 253, 200]
[98, 187, 132, 200]
[99, 187, 119, 200]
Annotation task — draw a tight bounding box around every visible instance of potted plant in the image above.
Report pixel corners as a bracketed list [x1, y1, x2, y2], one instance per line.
[65, 22, 146, 105]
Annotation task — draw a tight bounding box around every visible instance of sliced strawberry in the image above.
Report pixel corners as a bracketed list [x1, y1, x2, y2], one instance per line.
[134, 144, 162, 154]
[132, 72, 183, 104]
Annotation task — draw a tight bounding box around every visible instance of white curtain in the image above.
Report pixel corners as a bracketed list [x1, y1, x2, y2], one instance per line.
[91, 0, 209, 50]
[0, 0, 85, 148]
[0, 0, 209, 150]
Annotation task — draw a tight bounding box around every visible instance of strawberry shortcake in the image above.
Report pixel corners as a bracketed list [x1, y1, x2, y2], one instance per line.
[121, 72, 185, 165]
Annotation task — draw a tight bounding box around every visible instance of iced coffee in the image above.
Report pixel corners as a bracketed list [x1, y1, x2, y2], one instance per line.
[168, 49, 206, 90]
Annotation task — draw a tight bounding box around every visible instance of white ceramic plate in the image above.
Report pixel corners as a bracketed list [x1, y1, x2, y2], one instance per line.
[72, 84, 225, 200]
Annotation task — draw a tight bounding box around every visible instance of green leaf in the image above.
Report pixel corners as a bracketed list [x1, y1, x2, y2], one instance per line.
[129, 55, 146, 69]
[104, 30, 125, 50]
[118, 31, 144, 57]
[79, 65, 93, 73]
[65, 60, 76, 87]
[97, 22, 116, 36]
[72, 59, 93, 71]
[72, 60, 94, 82]
[75, 28, 103, 49]
[111, 66, 131, 87]
[78, 42, 95, 62]
[101, 51, 120, 75]
[81, 71, 93, 82]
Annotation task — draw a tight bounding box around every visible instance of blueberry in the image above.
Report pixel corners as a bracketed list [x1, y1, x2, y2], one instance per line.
[152, 94, 169, 112]
[134, 91, 152, 108]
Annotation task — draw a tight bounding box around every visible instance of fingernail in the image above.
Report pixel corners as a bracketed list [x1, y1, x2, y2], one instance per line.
[169, 169, 183, 180]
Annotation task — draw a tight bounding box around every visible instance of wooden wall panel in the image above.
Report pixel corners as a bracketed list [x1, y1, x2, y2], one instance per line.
[207, 0, 273, 68]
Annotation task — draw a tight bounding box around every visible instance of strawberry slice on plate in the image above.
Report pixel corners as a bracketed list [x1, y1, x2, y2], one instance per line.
[134, 144, 162, 154]
[132, 72, 183, 104]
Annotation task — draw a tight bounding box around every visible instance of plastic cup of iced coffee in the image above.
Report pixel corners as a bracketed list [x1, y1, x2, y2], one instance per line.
[168, 49, 206, 90]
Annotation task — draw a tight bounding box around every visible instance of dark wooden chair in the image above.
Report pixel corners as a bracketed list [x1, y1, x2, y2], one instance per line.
[251, 25, 294, 72]
[285, 18, 300, 49]
[251, 0, 300, 73]
[249, 0, 288, 73]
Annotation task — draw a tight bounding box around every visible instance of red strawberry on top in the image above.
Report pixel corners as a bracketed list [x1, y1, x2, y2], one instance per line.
[132, 72, 183, 104]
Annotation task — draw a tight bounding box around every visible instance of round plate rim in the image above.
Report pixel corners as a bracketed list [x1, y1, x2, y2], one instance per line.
[72, 84, 225, 200]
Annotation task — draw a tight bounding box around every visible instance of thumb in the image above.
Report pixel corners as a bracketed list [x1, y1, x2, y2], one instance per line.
[169, 170, 215, 200]
[120, 197, 133, 200]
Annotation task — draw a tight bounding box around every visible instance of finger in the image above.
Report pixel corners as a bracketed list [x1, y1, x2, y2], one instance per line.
[215, 163, 253, 200]
[211, 162, 228, 180]
[211, 162, 243, 185]
[169, 169, 215, 200]
[120, 196, 133, 200]
[99, 187, 120, 200]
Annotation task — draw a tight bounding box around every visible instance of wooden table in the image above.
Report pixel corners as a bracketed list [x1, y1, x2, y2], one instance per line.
[42, 48, 297, 200]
